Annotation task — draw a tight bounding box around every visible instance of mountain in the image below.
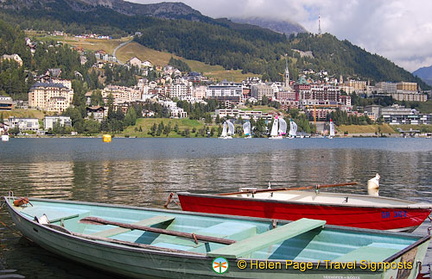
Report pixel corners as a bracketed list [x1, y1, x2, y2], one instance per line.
[230, 17, 307, 36]
[0, 0, 429, 89]
[0, 0, 207, 20]
[413, 66, 432, 86]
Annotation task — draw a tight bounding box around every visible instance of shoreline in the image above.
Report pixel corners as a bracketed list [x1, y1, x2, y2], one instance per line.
[6, 133, 431, 139]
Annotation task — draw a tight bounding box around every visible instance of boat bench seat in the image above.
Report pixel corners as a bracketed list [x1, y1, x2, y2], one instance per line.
[90, 216, 175, 238]
[151, 222, 257, 252]
[194, 222, 257, 241]
[21, 206, 89, 223]
[207, 218, 326, 258]
[333, 242, 407, 262]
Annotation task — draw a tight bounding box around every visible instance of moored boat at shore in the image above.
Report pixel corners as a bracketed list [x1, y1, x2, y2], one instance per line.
[177, 181, 432, 232]
[4, 195, 431, 279]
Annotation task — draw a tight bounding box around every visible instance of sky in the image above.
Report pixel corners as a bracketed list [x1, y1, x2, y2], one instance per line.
[130, 0, 432, 72]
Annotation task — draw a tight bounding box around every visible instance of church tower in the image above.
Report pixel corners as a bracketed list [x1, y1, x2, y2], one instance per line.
[284, 54, 290, 88]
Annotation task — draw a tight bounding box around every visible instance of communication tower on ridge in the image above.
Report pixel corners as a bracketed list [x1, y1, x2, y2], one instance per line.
[284, 54, 290, 88]
[318, 14, 322, 35]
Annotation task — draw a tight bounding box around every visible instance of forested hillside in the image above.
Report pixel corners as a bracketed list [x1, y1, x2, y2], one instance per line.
[0, 0, 429, 89]
[0, 19, 98, 100]
[289, 33, 426, 85]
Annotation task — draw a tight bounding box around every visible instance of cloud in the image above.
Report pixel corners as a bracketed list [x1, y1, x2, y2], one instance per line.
[131, 0, 432, 72]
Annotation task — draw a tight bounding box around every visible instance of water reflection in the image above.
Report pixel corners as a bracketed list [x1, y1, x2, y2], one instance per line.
[1, 148, 430, 206]
[0, 138, 431, 278]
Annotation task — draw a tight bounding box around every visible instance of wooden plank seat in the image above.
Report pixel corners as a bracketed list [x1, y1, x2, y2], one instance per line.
[90, 216, 175, 238]
[333, 242, 407, 262]
[207, 218, 326, 258]
[194, 222, 257, 240]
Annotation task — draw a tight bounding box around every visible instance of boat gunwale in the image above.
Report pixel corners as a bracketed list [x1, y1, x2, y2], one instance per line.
[177, 191, 432, 210]
[5, 196, 428, 239]
[3, 197, 209, 260]
[6, 208, 432, 269]
[3, 196, 431, 263]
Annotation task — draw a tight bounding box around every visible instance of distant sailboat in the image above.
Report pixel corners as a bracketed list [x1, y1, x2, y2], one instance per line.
[269, 116, 284, 140]
[278, 118, 287, 137]
[243, 121, 252, 138]
[220, 120, 234, 139]
[288, 119, 297, 138]
[219, 122, 230, 139]
[329, 119, 335, 139]
[227, 120, 235, 137]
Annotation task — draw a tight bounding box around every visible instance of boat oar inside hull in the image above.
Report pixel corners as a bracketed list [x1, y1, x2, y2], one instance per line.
[80, 216, 235, 245]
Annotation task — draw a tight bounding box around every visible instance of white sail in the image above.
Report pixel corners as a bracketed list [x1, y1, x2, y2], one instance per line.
[329, 120, 335, 137]
[288, 119, 297, 138]
[227, 120, 235, 136]
[278, 118, 287, 136]
[220, 122, 228, 138]
[243, 121, 251, 136]
[270, 118, 279, 137]
[289, 120, 297, 137]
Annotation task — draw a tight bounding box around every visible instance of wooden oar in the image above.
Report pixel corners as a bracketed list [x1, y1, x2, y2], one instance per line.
[80, 217, 235, 245]
[218, 182, 358, 196]
[45, 224, 203, 255]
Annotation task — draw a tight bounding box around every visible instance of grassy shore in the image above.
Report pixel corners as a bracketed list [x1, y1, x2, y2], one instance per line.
[7, 109, 432, 138]
[121, 118, 210, 138]
[338, 124, 397, 136]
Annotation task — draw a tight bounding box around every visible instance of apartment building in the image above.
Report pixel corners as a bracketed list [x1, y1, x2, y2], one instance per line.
[167, 82, 192, 100]
[43, 116, 72, 130]
[206, 83, 243, 103]
[101, 85, 142, 105]
[8, 117, 39, 132]
[250, 83, 274, 100]
[28, 82, 74, 113]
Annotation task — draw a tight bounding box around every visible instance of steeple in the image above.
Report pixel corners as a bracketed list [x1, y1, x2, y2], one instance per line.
[284, 54, 290, 88]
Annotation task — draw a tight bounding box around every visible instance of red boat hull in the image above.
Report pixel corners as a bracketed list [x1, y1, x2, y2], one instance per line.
[177, 193, 431, 232]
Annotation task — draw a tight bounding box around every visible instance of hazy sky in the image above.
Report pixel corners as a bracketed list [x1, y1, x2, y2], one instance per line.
[130, 0, 432, 72]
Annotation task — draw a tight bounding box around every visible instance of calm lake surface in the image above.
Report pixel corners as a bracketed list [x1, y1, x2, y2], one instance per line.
[0, 137, 431, 278]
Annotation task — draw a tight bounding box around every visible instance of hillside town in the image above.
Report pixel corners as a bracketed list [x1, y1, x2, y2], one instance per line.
[0, 37, 431, 137]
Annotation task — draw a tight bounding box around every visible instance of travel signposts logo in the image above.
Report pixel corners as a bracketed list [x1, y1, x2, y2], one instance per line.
[212, 257, 229, 274]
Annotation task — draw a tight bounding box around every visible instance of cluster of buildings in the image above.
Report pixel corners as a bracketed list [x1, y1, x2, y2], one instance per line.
[1, 48, 431, 135]
[0, 115, 73, 136]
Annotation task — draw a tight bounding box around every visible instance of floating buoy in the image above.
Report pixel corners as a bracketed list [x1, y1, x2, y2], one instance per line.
[367, 173, 380, 196]
[102, 134, 112, 143]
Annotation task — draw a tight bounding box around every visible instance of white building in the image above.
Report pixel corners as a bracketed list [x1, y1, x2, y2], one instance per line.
[206, 83, 243, 101]
[215, 109, 272, 120]
[8, 117, 39, 132]
[43, 116, 72, 130]
[160, 100, 187, 118]
[167, 81, 192, 100]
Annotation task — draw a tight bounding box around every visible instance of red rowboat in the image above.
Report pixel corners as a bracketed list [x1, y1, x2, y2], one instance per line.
[176, 183, 432, 232]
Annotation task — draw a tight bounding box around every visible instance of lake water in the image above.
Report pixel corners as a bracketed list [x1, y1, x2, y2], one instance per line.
[0, 137, 431, 278]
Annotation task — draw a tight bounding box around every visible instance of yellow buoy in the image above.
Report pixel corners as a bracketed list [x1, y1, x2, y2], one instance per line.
[102, 134, 112, 143]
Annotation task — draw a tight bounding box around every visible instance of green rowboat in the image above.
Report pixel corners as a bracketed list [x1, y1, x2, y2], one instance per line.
[3, 195, 430, 278]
